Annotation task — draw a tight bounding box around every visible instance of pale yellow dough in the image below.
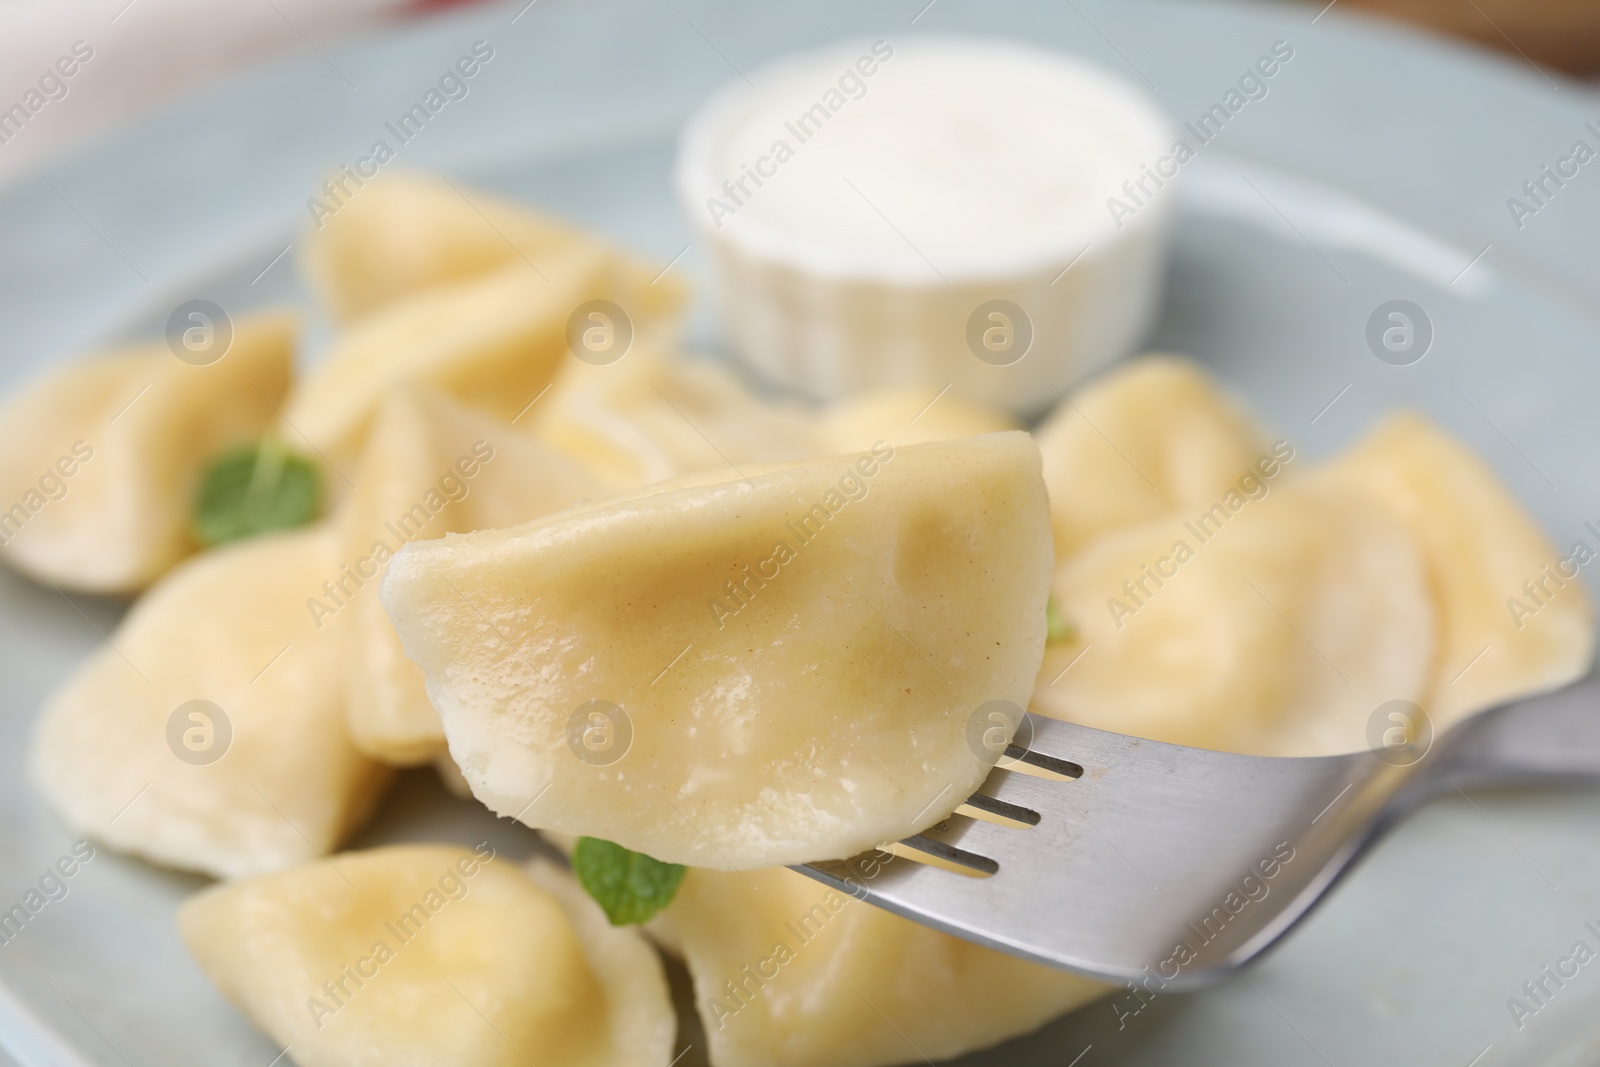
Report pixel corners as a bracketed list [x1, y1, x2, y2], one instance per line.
[1033, 476, 1436, 756]
[528, 348, 823, 489]
[382, 433, 1054, 869]
[658, 865, 1108, 1067]
[283, 260, 609, 471]
[178, 845, 674, 1067]
[338, 387, 604, 764]
[291, 174, 692, 472]
[1034, 355, 1270, 561]
[301, 171, 685, 325]
[819, 386, 1017, 455]
[0, 312, 295, 593]
[30, 526, 389, 879]
[1323, 413, 1595, 725]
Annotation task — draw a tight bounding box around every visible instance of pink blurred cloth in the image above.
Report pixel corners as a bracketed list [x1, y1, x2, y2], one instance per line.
[0, 0, 480, 188]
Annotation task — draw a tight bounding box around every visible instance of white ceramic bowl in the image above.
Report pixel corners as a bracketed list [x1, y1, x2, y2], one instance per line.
[675, 36, 1180, 416]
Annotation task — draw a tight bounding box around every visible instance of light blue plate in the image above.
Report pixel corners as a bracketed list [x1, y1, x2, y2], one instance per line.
[2, 1, 1599, 1064]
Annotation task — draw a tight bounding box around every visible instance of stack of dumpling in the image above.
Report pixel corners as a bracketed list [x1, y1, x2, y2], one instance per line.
[10, 174, 1592, 1067]
[1027, 357, 1593, 754]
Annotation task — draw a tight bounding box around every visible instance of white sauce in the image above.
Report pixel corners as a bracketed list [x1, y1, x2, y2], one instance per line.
[706, 38, 1170, 270]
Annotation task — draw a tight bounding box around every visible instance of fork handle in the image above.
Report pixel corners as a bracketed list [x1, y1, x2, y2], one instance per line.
[1434, 675, 1600, 787]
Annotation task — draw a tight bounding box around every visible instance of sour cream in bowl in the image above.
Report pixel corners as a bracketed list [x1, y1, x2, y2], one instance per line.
[676, 36, 1180, 416]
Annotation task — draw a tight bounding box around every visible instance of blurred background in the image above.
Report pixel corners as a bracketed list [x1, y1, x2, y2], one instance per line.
[0, 0, 1596, 190]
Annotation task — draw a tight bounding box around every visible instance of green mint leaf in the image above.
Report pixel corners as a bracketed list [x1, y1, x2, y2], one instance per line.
[572, 837, 686, 926]
[1046, 596, 1074, 644]
[193, 440, 320, 547]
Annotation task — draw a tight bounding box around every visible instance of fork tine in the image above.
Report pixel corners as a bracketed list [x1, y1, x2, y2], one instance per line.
[956, 793, 1040, 827]
[797, 713, 1402, 988]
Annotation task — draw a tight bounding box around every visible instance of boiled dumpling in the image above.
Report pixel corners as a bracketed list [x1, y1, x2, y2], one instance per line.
[658, 865, 1106, 1067]
[382, 433, 1053, 869]
[31, 526, 389, 879]
[301, 171, 685, 325]
[1032, 476, 1435, 756]
[179, 845, 673, 1067]
[283, 260, 616, 471]
[1034, 356, 1272, 560]
[529, 348, 823, 489]
[337, 387, 603, 764]
[820, 386, 1017, 455]
[1323, 413, 1595, 725]
[0, 312, 295, 593]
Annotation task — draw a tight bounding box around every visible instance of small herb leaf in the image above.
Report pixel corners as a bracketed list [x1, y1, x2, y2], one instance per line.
[1046, 596, 1074, 644]
[194, 440, 320, 547]
[572, 837, 686, 926]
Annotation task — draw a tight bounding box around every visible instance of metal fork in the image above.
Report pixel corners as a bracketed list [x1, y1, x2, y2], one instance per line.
[797, 676, 1600, 988]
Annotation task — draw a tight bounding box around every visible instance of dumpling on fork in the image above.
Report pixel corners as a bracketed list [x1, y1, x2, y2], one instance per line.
[381, 433, 1055, 870]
